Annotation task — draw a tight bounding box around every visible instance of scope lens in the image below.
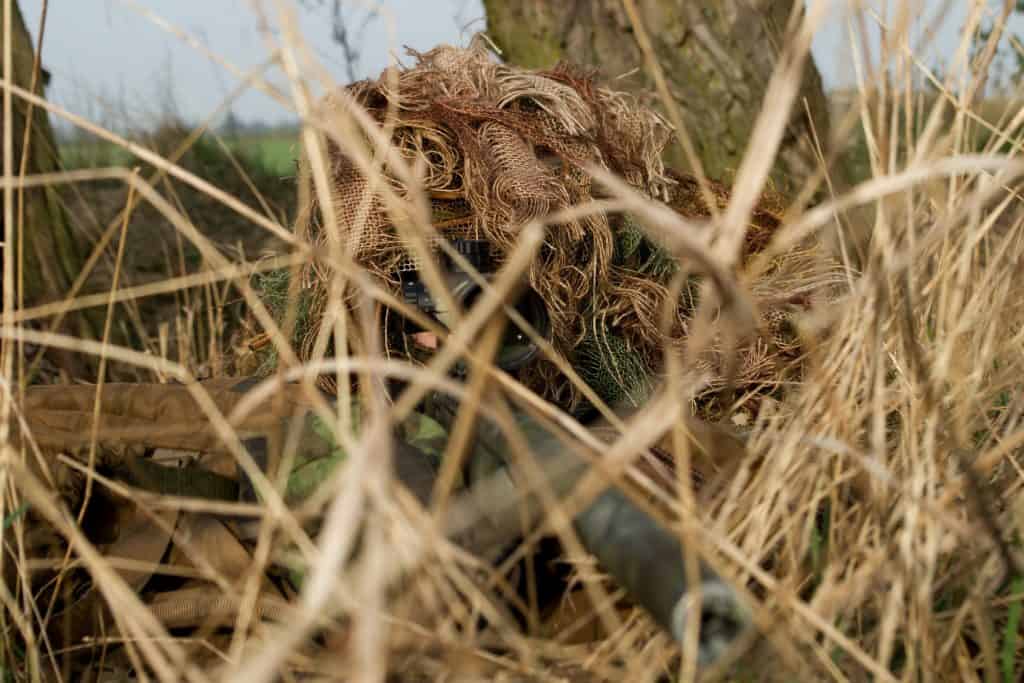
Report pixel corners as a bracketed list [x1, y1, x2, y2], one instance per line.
[495, 288, 548, 371]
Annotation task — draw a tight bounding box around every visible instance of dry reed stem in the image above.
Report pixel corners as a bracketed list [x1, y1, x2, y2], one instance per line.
[4, 1, 1024, 681]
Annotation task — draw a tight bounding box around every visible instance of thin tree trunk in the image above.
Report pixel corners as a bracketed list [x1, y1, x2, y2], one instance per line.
[2, 1, 92, 315]
[482, 0, 839, 195]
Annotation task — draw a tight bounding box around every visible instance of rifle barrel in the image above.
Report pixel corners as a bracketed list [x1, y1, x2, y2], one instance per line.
[443, 409, 750, 664]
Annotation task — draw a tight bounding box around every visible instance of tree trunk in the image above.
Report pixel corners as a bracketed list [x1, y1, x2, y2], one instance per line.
[482, 0, 837, 196]
[2, 1, 92, 317]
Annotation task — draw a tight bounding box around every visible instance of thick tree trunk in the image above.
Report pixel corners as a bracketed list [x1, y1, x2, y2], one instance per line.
[482, 0, 837, 195]
[2, 1, 92, 314]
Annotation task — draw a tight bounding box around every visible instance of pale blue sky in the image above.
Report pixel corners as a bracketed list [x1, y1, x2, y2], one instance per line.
[17, 1, 1024, 131]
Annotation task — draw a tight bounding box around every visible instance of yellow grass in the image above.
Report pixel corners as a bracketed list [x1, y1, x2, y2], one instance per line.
[4, 0, 1024, 681]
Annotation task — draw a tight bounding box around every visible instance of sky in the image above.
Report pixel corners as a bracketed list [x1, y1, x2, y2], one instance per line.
[17, 0, 1024, 132]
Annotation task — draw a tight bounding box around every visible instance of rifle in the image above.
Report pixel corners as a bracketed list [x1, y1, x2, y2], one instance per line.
[16, 367, 750, 667]
[430, 393, 750, 665]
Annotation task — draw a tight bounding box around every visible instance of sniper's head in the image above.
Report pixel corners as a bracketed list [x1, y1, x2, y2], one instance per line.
[273, 37, 835, 419]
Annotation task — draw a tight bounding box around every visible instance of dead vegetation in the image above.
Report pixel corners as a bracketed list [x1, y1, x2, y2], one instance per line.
[3, 1, 1024, 682]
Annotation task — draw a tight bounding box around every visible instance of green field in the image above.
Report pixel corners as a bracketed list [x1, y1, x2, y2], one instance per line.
[59, 129, 300, 178]
[227, 132, 299, 177]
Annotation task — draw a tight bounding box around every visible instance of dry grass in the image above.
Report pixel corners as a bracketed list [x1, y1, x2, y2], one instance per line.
[3, 0, 1024, 681]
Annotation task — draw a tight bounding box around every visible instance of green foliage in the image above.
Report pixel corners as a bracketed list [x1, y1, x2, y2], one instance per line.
[1002, 576, 1024, 683]
[250, 267, 315, 376]
[2, 503, 27, 530]
[840, 122, 874, 185]
[253, 267, 312, 330]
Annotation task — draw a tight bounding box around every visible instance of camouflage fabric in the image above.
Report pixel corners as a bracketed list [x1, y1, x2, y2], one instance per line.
[14, 378, 449, 511]
[282, 405, 449, 504]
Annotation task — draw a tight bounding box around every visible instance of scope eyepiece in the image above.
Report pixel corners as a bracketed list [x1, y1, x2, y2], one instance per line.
[392, 239, 550, 372]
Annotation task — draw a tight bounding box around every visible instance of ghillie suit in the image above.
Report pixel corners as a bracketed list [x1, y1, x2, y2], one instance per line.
[228, 44, 842, 666]
[243, 38, 842, 421]
[5, 42, 841, 680]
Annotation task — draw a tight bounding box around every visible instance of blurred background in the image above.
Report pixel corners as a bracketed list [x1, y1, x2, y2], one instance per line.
[20, 1, 1024, 171]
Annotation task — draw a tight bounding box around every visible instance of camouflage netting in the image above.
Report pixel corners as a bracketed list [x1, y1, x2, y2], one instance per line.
[250, 38, 842, 419]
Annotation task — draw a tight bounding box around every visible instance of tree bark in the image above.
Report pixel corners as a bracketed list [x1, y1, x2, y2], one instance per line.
[2, 1, 92, 315]
[482, 0, 838, 196]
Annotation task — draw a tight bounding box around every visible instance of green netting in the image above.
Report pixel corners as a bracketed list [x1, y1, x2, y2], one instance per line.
[614, 214, 645, 261]
[250, 267, 314, 376]
[574, 326, 655, 410]
[614, 213, 680, 280]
